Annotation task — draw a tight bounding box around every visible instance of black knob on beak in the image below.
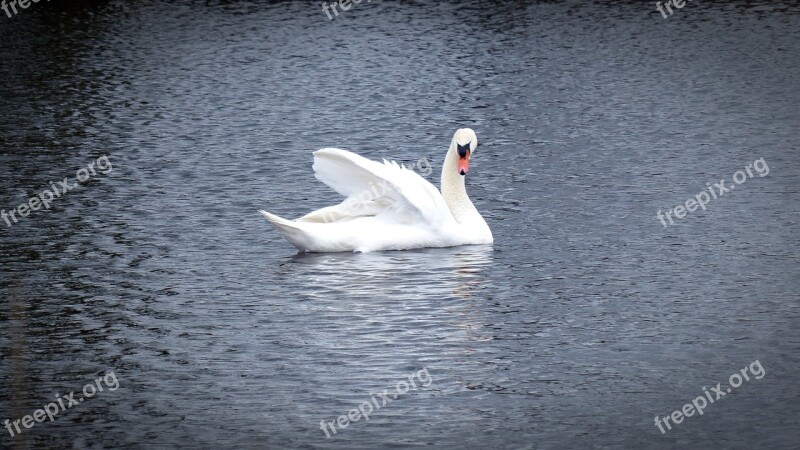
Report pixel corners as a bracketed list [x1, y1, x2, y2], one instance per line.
[457, 143, 470, 158]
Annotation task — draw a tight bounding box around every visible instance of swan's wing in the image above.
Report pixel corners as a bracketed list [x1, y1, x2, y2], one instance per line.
[296, 199, 385, 223]
[308, 148, 451, 225]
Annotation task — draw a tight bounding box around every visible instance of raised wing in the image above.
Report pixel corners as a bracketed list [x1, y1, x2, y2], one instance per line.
[307, 148, 451, 226]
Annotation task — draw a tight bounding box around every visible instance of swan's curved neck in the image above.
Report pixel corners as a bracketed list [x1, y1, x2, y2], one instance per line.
[441, 142, 478, 224]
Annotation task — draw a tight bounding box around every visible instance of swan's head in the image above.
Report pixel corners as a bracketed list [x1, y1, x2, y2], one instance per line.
[452, 128, 478, 176]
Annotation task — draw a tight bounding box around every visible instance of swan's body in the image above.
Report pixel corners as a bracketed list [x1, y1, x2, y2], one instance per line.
[260, 128, 492, 253]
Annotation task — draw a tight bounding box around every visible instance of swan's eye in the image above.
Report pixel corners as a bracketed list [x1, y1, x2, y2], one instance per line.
[457, 143, 470, 158]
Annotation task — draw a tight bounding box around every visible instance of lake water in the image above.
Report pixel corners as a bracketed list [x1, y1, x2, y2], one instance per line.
[1, 0, 799, 448]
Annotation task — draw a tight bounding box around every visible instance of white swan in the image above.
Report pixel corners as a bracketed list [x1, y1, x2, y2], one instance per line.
[259, 128, 493, 253]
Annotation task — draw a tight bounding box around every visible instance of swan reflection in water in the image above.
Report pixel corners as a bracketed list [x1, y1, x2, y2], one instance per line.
[269, 245, 498, 400]
[276, 245, 494, 302]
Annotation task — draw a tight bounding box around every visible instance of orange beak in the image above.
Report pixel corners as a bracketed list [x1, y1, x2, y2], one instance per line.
[458, 150, 470, 175]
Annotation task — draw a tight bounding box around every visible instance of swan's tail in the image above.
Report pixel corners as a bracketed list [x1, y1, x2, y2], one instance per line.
[258, 210, 309, 251]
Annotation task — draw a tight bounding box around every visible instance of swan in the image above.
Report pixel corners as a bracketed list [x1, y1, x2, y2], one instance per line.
[259, 128, 493, 253]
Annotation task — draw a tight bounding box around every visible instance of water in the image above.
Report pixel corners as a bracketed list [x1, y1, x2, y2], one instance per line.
[1, 0, 799, 448]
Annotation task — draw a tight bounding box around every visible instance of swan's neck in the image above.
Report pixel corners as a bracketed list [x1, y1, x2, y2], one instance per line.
[441, 144, 480, 225]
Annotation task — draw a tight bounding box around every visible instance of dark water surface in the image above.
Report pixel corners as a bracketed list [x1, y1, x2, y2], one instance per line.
[1, 0, 799, 448]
